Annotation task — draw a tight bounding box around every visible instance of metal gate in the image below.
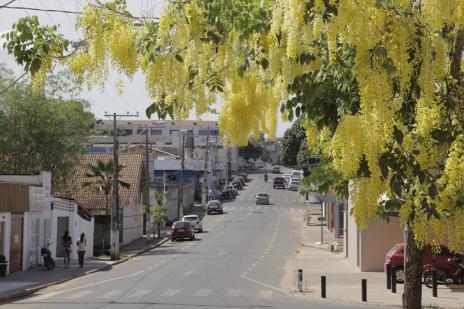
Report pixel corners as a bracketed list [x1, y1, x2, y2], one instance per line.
[30, 219, 40, 266]
[9, 216, 23, 273]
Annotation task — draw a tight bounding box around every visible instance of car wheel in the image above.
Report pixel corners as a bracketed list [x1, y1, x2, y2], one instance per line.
[191, 235, 195, 240]
[220, 210, 223, 214]
[199, 228, 203, 233]
[171, 238, 175, 242]
[424, 273, 433, 288]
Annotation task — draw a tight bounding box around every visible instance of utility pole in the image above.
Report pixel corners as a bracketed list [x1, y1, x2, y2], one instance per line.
[145, 126, 150, 238]
[202, 127, 210, 206]
[214, 134, 219, 192]
[177, 130, 187, 220]
[105, 112, 138, 260]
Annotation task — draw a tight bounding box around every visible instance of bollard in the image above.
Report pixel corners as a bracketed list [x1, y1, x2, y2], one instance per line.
[361, 279, 367, 302]
[391, 267, 397, 293]
[321, 276, 326, 298]
[386, 264, 392, 290]
[432, 269, 437, 297]
[298, 269, 303, 292]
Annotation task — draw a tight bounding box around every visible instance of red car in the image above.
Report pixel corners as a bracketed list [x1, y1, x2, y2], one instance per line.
[171, 221, 195, 241]
[385, 243, 464, 283]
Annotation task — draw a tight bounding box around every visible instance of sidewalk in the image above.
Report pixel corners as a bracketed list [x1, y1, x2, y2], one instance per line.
[282, 208, 464, 308]
[0, 234, 168, 303]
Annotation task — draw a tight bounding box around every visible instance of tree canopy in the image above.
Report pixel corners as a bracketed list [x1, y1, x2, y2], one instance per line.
[5, 2, 464, 306]
[0, 66, 95, 189]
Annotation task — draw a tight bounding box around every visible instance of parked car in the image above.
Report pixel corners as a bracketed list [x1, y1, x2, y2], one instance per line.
[236, 176, 246, 186]
[256, 193, 270, 205]
[239, 172, 250, 182]
[220, 189, 235, 200]
[224, 185, 237, 196]
[273, 176, 286, 189]
[385, 243, 464, 283]
[288, 178, 300, 191]
[171, 221, 195, 241]
[207, 200, 223, 214]
[231, 181, 243, 190]
[291, 169, 304, 180]
[271, 166, 281, 173]
[181, 215, 203, 233]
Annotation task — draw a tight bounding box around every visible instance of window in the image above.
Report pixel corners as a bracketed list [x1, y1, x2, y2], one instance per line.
[170, 129, 179, 135]
[199, 129, 219, 136]
[151, 129, 163, 135]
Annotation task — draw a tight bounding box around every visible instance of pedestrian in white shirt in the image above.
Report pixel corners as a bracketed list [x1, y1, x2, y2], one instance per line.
[76, 233, 86, 269]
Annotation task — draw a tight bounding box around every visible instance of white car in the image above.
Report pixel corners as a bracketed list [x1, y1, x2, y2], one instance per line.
[283, 174, 292, 186]
[256, 193, 270, 205]
[291, 170, 304, 180]
[181, 215, 203, 232]
[288, 178, 300, 191]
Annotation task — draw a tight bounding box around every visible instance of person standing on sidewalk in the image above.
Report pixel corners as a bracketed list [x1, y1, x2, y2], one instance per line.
[62, 231, 72, 269]
[76, 233, 86, 269]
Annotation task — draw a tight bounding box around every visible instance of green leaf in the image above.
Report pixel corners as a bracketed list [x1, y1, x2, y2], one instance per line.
[428, 183, 438, 198]
[390, 174, 402, 196]
[393, 125, 403, 144]
[174, 54, 183, 63]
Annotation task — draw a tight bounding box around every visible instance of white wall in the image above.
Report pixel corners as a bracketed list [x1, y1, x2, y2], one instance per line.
[0, 212, 11, 274]
[51, 198, 95, 260]
[23, 210, 49, 270]
[122, 204, 143, 245]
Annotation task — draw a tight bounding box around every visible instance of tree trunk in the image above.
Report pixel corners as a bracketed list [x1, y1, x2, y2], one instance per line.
[402, 226, 423, 309]
[157, 222, 161, 238]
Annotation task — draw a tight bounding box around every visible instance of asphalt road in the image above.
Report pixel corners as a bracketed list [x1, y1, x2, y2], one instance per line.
[5, 171, 387, 309]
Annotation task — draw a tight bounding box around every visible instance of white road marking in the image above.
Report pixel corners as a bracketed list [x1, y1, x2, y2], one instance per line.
[161, 289, 182, 297]
[194, 289, 212, 297]
[29, 291, 63, 301]
[257, 290, 273, 299]
[217, 251, 225, 256]
[128, 289, 151, 298]
[226, 289, 242, 297]
[101, 290, 123, 299]
[185, 270, 197, 277]
[63, 290, 92, 299]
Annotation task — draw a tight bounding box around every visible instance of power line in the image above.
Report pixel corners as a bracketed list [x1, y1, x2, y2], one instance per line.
[0, 71, 27, 96]
[2, 5, 159, 19]
[0, 0, 16, 9]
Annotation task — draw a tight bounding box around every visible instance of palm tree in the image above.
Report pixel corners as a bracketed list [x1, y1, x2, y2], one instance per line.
[82, 159, 130, 214]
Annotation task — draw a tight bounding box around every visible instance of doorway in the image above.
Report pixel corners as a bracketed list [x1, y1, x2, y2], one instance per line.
[56, 217, 69, 258]
[9, 216, 23, 273]
[0, 221, 4, 256]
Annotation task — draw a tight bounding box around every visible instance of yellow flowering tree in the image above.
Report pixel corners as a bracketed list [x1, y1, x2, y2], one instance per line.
[4, 1, 464, 307]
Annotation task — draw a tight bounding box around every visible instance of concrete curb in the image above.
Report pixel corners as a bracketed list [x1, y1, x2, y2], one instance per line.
[0, 237, 169, 304]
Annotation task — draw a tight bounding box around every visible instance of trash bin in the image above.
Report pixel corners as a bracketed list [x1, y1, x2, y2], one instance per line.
[0, 255, 8, 277]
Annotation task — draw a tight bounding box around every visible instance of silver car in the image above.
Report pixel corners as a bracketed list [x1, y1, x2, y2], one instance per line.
[255, 193, 270, 205]
[182, 215, 203, 233]
[207, 200, 223, 214]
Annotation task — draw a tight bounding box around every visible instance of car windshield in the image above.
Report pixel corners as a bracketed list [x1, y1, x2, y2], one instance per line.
[173, 222, 186, 228]
[257, 193, 268, 197]
[183, 216, 197, 221]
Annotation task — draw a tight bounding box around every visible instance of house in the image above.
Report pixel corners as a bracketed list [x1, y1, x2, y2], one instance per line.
[50, 197, 94, 261]
[0, 172, 51, 274]
[59, 153, 144, 255]
[343, 186, 404, 272]
[0, 172, 96, 275]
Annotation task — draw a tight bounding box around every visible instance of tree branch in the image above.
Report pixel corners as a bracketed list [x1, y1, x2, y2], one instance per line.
[451, 29, 464, 80]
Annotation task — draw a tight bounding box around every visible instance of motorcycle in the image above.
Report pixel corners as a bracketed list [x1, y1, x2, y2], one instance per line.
[41, 243, 55, 270]
[423, 257, 464, 288]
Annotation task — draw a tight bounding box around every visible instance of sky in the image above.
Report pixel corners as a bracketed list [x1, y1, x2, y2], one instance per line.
[0, 0, 293, 137]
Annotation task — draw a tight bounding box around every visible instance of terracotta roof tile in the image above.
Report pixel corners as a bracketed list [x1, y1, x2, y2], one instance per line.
[58, 153, 143, 210]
